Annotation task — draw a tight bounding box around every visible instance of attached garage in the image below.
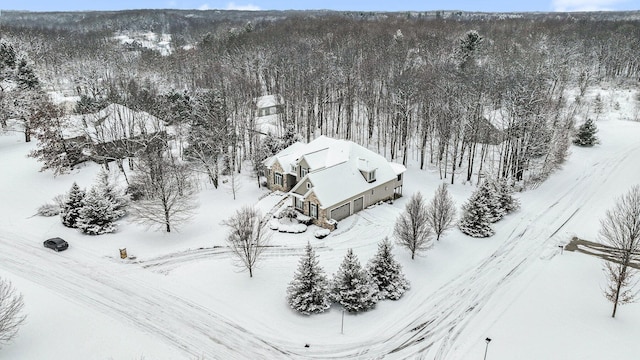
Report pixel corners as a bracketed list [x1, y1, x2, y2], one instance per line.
[353, 197, 364, 213]
[330, 202, 351, 221]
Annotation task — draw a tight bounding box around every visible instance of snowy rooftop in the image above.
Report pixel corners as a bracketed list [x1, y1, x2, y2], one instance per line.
[256, 94, 282, 109]
[64, 104, 165, 143]
[268, 135, 406, 208]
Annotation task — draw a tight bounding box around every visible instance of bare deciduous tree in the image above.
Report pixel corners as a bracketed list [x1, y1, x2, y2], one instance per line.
[129, 143, 197, 233]
[394, 192, 433, 259]
[0, 278, 26, 348]
[222, 206, 271, 277]
[427, 183, 457, 241]
[600, 185, 640, 318]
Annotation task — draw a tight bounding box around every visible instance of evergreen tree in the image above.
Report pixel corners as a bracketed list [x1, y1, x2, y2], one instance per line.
[458, 186, 495, 238]
[367, 238, 410, 301]
[60, 182, 86, 228]
[95, 169, 128, 220]
[478, 181, 504, 223]
[494, 179, 520, 214]
[573, 118, 599, 147]
[331, 249, 378, 312]
[286, 243, 331, 315]
[76, 187, 117, 235]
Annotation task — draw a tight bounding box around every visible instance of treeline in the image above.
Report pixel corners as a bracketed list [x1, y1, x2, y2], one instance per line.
[2, 12, 639, 187]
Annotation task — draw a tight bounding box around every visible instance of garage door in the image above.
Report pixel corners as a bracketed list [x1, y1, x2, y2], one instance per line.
[353, 197, 364, 213]
[330, 203, 351, 221]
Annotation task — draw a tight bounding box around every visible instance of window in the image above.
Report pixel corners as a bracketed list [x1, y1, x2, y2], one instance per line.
[310, 203, 318, 219]
[367, 169, 376, 183]
[397, 173, 402, 181]
[301, 167, 308, 177]
[275, 172, 283, 186]
[306, 183, 311, 189]
[295, 197, 303, 210]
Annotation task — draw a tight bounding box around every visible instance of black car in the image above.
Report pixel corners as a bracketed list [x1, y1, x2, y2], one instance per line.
[43, 237, 69, 252]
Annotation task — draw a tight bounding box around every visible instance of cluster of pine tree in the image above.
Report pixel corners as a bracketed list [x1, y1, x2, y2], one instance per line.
[286, 239, 409, 315]
[59, 170, 128, 235]
[458, 179, 519, 238]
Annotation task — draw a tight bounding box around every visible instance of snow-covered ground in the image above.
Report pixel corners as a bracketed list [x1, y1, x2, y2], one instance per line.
[1, 97, 640, 359]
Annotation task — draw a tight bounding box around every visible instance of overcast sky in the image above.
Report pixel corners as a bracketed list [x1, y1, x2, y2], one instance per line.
[0, 0, 638, 12]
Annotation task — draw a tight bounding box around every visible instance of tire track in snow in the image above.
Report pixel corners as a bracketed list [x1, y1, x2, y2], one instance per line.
[0, 232, 294, 359]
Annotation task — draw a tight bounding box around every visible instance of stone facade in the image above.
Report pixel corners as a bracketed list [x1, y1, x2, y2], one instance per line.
[266, 161, 295, 192]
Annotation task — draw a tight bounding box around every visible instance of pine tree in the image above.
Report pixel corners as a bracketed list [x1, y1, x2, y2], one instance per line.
[573, 118, 599, 147]
[367, 238, 410, 301]
[479, 181, 504, 223]
[60, 182, 86, 228]
[458, 186, 495, 238]
[286, 243, 331, 315]
[332, 249, 378, 312]
[494, 179, 520, 214]
[76, 187, 117, 235]
[95, 169, 128, 220]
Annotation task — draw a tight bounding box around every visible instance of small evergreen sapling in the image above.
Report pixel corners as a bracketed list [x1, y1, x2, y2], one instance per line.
[286, 243, 331, 315]
[494, 179, 520, 215]
[367, 238, 410, 300]
[60, 182, 85, 228]
[332, 249, 378, 312]
[573, 118, 599, 147]
[458, 186, 495, 238]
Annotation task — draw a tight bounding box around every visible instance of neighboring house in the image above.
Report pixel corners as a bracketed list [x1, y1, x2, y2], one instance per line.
[264, 136, 406, 230]
[64, 103, 166, 163]
[254, 94, 283, 136]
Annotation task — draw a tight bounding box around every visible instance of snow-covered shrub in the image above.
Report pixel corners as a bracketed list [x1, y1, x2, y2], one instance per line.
[331, 249, 378, 312]
[314, 228, 330, 239]
[573, 118, 599, 147]
[37, 203, 60, 217]
[278, 207, 298, 220]
[287, 243, 331, 315]
[296, 212, 313, 225]
[367, 238, 410, 301]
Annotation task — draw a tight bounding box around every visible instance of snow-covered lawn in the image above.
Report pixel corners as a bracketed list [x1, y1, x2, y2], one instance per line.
[1, 114, 640, 359]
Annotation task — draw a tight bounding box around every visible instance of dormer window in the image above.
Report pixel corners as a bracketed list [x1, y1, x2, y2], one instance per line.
[367, 169, 376, 183]
[301, 167, 308, 177]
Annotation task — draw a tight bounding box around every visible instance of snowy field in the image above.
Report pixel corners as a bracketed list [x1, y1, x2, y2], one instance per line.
[1, 98, 640, 359]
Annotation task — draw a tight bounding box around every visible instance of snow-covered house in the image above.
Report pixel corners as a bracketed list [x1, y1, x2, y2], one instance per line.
[64, 103, 166, 163]
[264, 136, 406, 230]
[254, 94, 283, 136]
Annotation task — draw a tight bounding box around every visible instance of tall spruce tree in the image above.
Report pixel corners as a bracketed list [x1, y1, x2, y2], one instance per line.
[332, 249, 378, 312]
[76, 187, 118, 235]
[286, 243, 331, 315]
[367, 238, 410, 301]
[573, 118, 599, 147]
[60, 182, 86, 228]
[458, 186, 495, 238]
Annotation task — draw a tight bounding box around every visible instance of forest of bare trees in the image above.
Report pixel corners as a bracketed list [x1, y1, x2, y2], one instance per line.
[1, 10, 639, 188]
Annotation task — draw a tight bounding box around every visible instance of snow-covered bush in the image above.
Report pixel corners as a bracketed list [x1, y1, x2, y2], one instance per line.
[314, 228, 330, 239]
[287, 243, 331, 315]
[573, 118, 599, 147]
[331, 249, 378, 312]
[37, 203, 60, 217]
